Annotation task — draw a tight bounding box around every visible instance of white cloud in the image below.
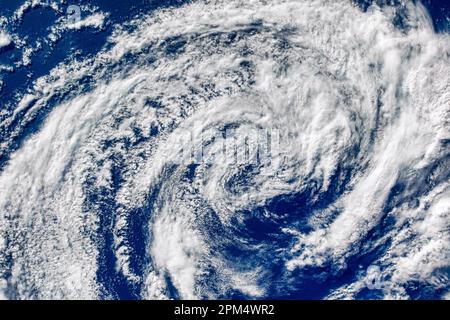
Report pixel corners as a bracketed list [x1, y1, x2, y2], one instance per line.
[67, 13, 106, 30]
[0, 31, 11, 49]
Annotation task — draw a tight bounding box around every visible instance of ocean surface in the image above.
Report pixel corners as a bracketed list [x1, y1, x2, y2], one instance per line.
[0, 0, 449, 299]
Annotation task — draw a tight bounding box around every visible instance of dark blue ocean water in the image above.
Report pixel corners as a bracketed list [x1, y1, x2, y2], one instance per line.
[0, 0, 449, 300]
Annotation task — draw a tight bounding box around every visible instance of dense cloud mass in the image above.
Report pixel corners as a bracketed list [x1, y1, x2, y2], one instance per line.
[0, 0, 449, 299]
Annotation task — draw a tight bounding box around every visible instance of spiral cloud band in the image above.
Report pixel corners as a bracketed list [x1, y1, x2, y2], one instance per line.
[0, 0, 449, 299]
